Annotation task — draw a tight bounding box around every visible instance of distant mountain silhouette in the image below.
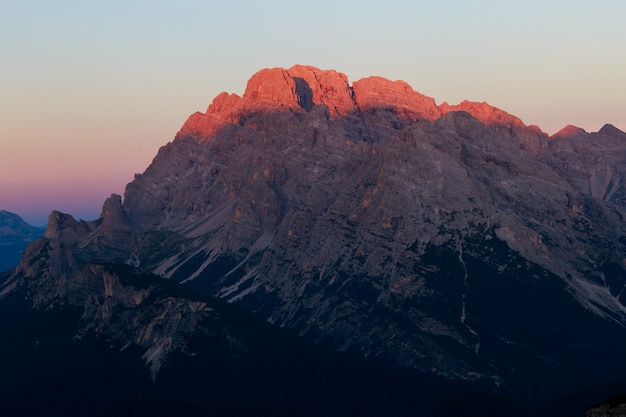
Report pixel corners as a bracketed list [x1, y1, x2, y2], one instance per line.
[0, 210, 43, 271]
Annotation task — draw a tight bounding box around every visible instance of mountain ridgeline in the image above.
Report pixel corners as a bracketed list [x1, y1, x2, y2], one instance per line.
[2, 65, 626, 416]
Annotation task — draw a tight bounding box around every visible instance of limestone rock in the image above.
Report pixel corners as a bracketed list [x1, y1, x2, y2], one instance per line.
[354, 76, 441, 121]
[543, 123, 626, 206]
[551, 124, 588, 140]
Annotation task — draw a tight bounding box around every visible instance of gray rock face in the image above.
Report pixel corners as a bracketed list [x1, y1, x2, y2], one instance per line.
[1, 235, 216, 379]
[543, 124, 626, 206]
[3, 65, 626, 404]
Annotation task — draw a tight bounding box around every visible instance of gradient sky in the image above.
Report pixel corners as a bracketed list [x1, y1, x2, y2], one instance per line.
[1, 0, 625, 226]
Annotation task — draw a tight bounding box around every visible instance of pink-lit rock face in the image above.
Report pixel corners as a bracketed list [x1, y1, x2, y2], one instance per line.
[242, 67, 301, 111]
[439, 100, 525, 129]
[286, 64, 357, 117]
[177, 65, 448, 141]
[206, 92, 243, 115]
[178, 65, 576, 148]
[550, 124, 588, 140]
[353, 76, 441, 122]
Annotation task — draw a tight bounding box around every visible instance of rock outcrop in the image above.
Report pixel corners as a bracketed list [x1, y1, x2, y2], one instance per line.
[542, 123, 626, 207]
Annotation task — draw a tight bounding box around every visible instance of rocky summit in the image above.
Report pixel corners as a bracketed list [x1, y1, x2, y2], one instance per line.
[2, 65, 626, 415]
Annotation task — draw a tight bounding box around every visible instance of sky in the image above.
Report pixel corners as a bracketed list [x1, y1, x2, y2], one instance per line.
[1, 0, 625, 226]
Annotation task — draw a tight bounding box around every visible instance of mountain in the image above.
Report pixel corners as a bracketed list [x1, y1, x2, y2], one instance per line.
[2, 65, 626, 415]
[0, 210, 43, 271]
[0, 256, 456, 417]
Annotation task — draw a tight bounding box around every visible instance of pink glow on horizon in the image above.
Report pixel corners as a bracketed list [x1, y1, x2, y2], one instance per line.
[1, 176, 129, 226]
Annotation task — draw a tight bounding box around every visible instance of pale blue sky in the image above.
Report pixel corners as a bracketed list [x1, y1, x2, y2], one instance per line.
[1, 0, 625, 225]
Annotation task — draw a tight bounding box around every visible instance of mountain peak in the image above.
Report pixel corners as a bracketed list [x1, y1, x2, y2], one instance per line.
[439, 100, 526, 130]
[177, 66, 447, 141]
[286, 64, 357, 116]
[0, 210, 40, 236]
[551, 124, 587, 139]
[352, 75, 441, 121]
[236, 65, 360, 117]
[0, 210, 24, 228]
[242, 67, 301, 111]
[0, 210, 43, 272]
[43, 210, 89, 244]
[598, 123, 626, 138]
[100, 194, 125, 219]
